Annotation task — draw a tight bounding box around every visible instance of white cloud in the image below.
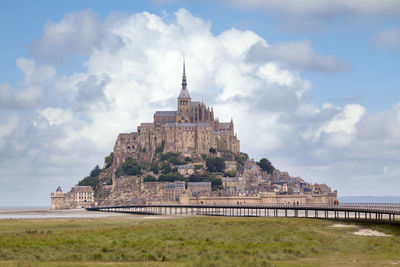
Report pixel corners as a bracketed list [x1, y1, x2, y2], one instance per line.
[0, 83, 44, 109]
[30, 9, 102, 62]
[227, 0, 400, 16]
[2, 8, 400, 205]
[37, 108, 72, 126]
[373, 28, 400, 51]
[247, 40, 349, 72]
[16, 58, 56, 84]
[0, 116, 19, 149]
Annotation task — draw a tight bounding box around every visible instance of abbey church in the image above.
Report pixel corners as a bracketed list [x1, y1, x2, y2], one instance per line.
[113, 62, 240, 165]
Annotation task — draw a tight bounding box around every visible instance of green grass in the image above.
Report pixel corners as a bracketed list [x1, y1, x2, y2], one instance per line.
[0, 216, 399, 266]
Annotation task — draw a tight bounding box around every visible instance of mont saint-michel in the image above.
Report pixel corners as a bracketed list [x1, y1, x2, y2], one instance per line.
[51, 62, 337, 209]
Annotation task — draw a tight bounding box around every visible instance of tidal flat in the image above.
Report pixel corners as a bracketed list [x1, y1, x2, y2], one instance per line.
[0, 216, 399, 266]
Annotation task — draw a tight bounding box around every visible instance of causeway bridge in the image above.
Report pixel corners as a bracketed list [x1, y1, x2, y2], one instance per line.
[86, 203, 400, 224]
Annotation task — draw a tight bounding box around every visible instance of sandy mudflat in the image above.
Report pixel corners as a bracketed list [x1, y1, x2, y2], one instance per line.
[353, 229, 392, 237]
[329, 223, 358, 228]
[330, 223, 392, 237]
[0, 208, 131, 219]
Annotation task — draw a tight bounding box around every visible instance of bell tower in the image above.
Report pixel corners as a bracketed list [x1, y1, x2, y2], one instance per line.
[177, 59, 191, 123]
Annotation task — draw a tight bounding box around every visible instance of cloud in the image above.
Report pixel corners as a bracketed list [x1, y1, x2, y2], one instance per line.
[247, 40, 349, 72]
[227, 0, 400, 17]
[16, 58, 56, 84]
[0, 116, 19, 149]
[30, 9, 102, 62]
[0, 83, 44, 109]
[2, 8, 400, 205]
[373, 28, 400, 51]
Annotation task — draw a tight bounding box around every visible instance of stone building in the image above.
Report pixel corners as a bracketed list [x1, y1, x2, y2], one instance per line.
[166, 180, 185, 202]
[187, 182, 212, 196]
[50, 186, 65, 210]
[50, 185, 94, 209]
[66, 186, 95, 207]
[112, 61, 240, 167]
[177, 165, 195, 177]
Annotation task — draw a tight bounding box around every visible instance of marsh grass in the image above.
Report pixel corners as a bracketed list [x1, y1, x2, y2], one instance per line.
[0, 216, 399, 266]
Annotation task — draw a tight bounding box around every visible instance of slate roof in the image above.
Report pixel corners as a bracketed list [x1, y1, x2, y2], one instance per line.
[178, 88, 191, 98]
[178, 165, 195, 169]
[219, 122, 231, 129]
[166, 123, 211, 127]
[154, 111, 177, 117]
[188, 182, 211, 187]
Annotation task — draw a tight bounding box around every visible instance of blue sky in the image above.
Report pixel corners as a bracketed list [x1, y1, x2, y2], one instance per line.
[1, 0, 400, 206]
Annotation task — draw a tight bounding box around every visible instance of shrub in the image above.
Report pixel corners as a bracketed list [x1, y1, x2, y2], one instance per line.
[116, 158, 142, 177]
[209, 147, 216, 154]
[206, 157, 226, 173]
[104, 152, 114, 169]
[158, 172, 184, 182]
[150, 161, 159, 174]
[143, 175, 157, 182]
[194, 164, 203, 170]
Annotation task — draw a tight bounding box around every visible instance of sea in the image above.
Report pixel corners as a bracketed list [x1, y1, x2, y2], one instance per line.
[0, 206, 129, 219]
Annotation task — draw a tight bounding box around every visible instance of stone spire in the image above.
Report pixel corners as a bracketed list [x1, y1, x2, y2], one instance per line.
[178, 58, 190, 98]
[182, 59, 187, 90]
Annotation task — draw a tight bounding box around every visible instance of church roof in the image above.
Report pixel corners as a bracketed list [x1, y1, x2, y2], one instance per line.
[154, 111, 177, 117]
[56, 186, 62, 192]
[219, 122, 231, 129]
[188, 182, 211, 187]
[166, 123, 211, 127]
[191, 101, 200, 106]
[178, 88, 190, 98]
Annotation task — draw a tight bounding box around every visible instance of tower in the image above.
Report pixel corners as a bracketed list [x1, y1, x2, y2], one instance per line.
[177, 59, 191, 123]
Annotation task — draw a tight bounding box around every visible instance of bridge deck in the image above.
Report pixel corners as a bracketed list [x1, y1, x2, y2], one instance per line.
[86, 203, 400, 224]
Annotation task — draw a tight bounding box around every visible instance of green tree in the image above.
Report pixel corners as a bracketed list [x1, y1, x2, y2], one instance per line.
[104, 152, 114, 169]
[158, 172, 184, 182]
[90, 165, 101, 178]
[155, 140, 165, 153]
[206, 157, 226, 173]
[257, 158, 275, 174]
[160, 162, 172, 174]
[150, 161, 159, 174]
[78, 175, 99, 190]
[143, 175, 156, 182]
[209, 147, 216, 154]
[116, 158, 142, 177]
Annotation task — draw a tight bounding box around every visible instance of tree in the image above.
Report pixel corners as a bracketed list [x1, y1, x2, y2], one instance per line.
[158, 172, 184, 182]
[150, 161, 159, 174]
[206, 157, 226, 173]
[257, 158, 275, 174]
[116, 157, 142, 177]
[78, 175, 99, 190]
[155, 140, 165, 153]
[143, 175, 156, 182]
[209, 147, 216, 154]
[90, 165, 101, 178]
[189, 173, 204, 182]
[104, 152, 114, 169]
[160, 162, 172, 174]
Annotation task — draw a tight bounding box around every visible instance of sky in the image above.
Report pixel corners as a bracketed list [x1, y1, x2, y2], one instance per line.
[0, 0, 400, 206]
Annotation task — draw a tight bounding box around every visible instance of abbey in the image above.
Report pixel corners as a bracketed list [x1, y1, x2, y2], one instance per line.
[113, 62, 240, 165]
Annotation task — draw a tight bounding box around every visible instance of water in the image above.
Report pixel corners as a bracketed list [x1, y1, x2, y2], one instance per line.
[0, 207, 129, 219]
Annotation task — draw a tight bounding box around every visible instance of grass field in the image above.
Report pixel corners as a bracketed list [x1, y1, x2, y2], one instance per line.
[0, 215, 399, 266]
